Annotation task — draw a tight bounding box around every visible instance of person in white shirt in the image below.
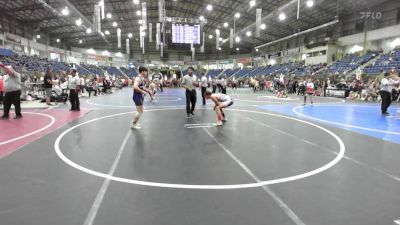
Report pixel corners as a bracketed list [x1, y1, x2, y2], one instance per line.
[182, 67, 197, 118]
[200, 72, 208, 105]
[380, 72, 399, 115]
[204, 91, 233, 126]
[304, 78, 315, 105]
[1, 65, 23, 119]
[221, 76, 227, 94]
[67, 69, 81, 111]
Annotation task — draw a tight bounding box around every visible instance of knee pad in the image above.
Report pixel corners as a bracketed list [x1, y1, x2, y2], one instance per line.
[134, 111, 143, 120]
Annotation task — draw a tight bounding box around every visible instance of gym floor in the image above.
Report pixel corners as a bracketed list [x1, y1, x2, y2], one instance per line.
[0, 87, 399, 225]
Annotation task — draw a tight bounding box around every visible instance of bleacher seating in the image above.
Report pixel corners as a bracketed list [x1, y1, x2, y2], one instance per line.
[207, 69, 223, 77]
[121, 67, 138, 78]
[329, 51, 378, 74]
[363, 48, 400, 75]
[224, 68, 240, 78]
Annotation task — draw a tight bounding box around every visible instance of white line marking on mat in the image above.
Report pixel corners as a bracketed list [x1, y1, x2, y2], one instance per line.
[293, 105, 400, 135]
[83, 130, 131, 225]
[240, 114, 400, 182]
[394, 219, 400, 225]
[54, 108, 345, 189]
[202, 128, 306, 225]
[0, 112, 55, 146]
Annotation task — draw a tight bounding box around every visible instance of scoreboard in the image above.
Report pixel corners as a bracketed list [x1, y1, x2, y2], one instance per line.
[172, 24, 201, 44]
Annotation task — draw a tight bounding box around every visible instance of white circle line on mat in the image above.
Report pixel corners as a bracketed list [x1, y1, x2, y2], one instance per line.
[54, 108, 345, 189]
[293, 105, 400, 135]
[0, 112, 56, 146]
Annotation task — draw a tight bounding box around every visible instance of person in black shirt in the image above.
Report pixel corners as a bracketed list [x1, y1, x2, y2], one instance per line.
[43, 67, 54, 106]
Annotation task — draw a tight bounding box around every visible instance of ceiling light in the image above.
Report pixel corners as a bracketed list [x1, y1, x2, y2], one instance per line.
[199, 15, 205, 21]
[112, 22, 118, 27]
[218, 47, 222, 51]
[255, 48, 259, 52]
[36, 34, 41, 39]
[138, 20, 143, 24]
[206, 4, 213, 11]
[306, 0, 314, 7]
[133, 0, 140, 4]
[236, 48, 239, 51]
[56, 38, 60, 43]
[235, 36, 241, 43]
[261, 23, 266, 30]
[246, 31, 252, 36]
[116, 52, 123, 57]
[100, 32, 105, 36]
[209, 35, 213, 39]
[136, 10, 141, 16]
[79, 40, 83, 44]
[105, 30, 110, 35]
[128, 33, 133, 38]
[102, 50, 110, 56]
[279, 13, 286, 21]
[61, 7, 69, 16]
[235, 13, 240, 18]
[215, 29, 220, 34]
[219, 37, 223, 41]
[249, 0, 256, 7]
[87, 48, 96, 54]
[86, 28, 92, 34]
[75, 18, 82, 26]
[223, 22, 229, 27]
[106, 13, 112, 19]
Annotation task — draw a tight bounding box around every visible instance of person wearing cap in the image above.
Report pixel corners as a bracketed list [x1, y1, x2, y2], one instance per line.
[380, 72, 399, 115]
[1, 66, 23, 119]
[182, 66, 197, 118]
[67, 68, 81, 111]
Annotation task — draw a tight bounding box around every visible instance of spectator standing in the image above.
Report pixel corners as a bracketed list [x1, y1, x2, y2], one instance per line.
[43, 67, 54, 106]
[200, 72, 208, 105]
[67, 69, 81, 111]
[211, 78, 217, 93]
[221, 76, 227, 94]
[1, 66, 23, 119]
[0, 74, 3, 105]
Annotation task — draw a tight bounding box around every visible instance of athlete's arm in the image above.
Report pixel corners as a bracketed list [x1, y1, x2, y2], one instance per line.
[133, 77, 147, 95]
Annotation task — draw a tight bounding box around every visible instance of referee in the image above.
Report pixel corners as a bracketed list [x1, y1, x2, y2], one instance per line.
[182, 67, 197, 118]
[380, 72, 399, 115]
[1, 65, 23, 119]
[68, 68, 81, 111]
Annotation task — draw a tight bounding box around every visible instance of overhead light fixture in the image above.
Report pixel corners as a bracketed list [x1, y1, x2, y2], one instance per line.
[116, 52, 123, 57]
[206, 4, 213, 11]
[56, 38, 60, 43]
[102, 50, 110, 56]
[249, 0, 256, 8]
[136, 10, 141, 16]
[261, 23, 266, 30]
[218, 47, 222, 51]
[106, 13, 112, 19]
[223, 22, 229, 27]
[255, 48, 259, 52]
[100, 32, 105, 36]
[223, 39, 227, 43]
[306, 0, 314, 7]
[36, 34, 41, 39]
[86, 28, 92, 34]
[138, 20, 143, 24]
[105, 30, 110, 35]
[236, 47, 239, 51]
[128, 33, 133, 38]
[279, 13, 286, 21]
[219, 37, 223, 41]
[235, 36, 241, 43]
[235, 13, 240, 18]
[87, 48, 96, 54]
[133, 0, 140, 4]
[75, 18, 82, 26]
[199, 15, 205, 21]
[61, 7, 69, 16]
[209, 34, 213, 39]
[246, 31, 252, 37]
[112, 22, 118, 27]
[79, 40, 83, 44]
[215, 29, 220, 34]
